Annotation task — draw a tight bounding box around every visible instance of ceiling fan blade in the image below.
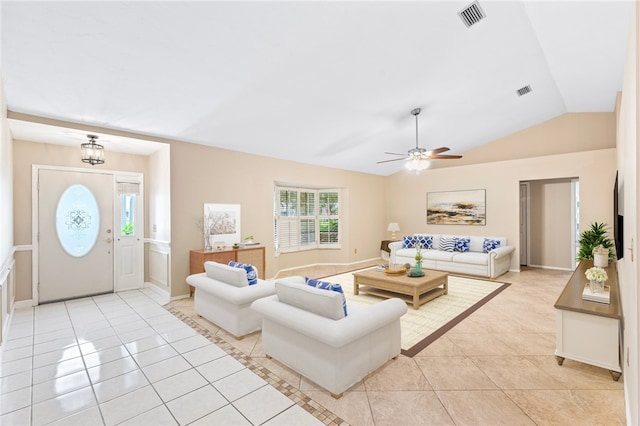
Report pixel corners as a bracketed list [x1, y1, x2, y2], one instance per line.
[429, 154, 463, 159]
[376, 157, 410, 164]
[378, 109, 462, 167]
[429, 147, 451, 154]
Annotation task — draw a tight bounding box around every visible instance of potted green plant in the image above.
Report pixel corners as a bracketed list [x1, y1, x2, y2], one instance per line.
[577, 222, 615, 262]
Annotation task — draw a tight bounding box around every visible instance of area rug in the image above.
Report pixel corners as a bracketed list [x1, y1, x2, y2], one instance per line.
[321, 269, 510, 357]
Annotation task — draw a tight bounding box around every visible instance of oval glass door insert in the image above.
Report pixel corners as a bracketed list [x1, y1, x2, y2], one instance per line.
[56, 184, 100, 257]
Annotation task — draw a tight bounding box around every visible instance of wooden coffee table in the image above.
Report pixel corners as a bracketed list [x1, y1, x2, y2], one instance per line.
[353, 268, 449, 309]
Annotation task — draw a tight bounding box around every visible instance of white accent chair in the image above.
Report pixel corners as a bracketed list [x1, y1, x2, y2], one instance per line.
[250, 276, 407, 398]
[186, 261, 276, 339]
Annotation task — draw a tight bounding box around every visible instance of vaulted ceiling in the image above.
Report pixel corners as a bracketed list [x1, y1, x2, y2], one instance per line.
[1, 1, 632, 175]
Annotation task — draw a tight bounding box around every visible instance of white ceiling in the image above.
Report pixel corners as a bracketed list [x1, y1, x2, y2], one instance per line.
[1, 1, 632, 175]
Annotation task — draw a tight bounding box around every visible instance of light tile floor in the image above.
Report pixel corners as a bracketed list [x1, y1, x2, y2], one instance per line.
[0, 289, 322, 425]
[174, 264, 627, 425]
[0, 264, 627, 425]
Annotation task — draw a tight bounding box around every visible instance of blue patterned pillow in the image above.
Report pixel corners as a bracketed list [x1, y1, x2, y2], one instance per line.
[454, 237, 470, 253]
[417, 235, 434, 249]
[403, 235, 417, 249]
[482, 238, 501, 253]
[305, 278, 347, 316]
[440, 236, 455, 252]
[228, 261, 257, 285]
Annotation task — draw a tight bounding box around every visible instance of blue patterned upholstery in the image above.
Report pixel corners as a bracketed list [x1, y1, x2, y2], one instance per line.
[228, 261, 258, 285]
[482, 238, 501, 253]
[305, 278, 348, 316]
[454, 237, 470, 252]
[417, 235, 434, 249]
[402, 235, 418, 248]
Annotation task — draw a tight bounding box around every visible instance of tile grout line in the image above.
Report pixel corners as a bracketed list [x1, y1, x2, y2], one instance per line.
[164, 304, 349, 426]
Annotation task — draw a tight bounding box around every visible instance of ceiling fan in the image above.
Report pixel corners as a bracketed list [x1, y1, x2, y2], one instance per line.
[377, 108, 462, 170]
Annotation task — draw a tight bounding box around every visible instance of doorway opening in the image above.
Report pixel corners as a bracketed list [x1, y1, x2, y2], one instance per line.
[519, 177, 579, 271]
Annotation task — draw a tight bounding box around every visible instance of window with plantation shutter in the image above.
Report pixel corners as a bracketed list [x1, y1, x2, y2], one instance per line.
[275, 185, 341, 253]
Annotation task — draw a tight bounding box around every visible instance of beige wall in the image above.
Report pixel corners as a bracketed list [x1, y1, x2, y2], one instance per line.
[168, 140, 387, 297]
[148, 145, 171, 242]
[8, 112, 619, 300]
[432, 112, 616, 168]
[145, 145, 171, 291]
[385, 113, 617, 273]
[12, 139, 149, 301]
[616, 3, 639, 422]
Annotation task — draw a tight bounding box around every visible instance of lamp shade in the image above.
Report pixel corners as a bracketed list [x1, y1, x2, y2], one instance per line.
[387, 223, 400, 232]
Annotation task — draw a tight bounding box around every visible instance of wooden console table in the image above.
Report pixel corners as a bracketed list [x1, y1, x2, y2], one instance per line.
[554, 259, 622, 380]
[189, 246, 265, 296]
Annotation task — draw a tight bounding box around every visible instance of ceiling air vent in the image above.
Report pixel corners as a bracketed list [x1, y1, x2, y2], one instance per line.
[458, 1, 486, 28]
[516, 85, 533, 96]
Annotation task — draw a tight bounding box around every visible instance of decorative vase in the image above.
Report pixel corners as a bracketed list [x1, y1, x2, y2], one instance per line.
[593, 246, 609, 267]
[415, 261, 422, 274]
[204, 235, 212, 251]
[589, 279, 605, 293]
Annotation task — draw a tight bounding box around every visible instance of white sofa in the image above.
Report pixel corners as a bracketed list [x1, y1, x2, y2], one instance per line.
[390, 234, 515, 279]
[186, 261, 276, 339]
[250, 276, 407, 398]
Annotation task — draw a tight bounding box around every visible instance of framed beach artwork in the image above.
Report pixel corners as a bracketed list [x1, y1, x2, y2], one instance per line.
[427, 189, 486, 225]
[204, 203, 241, 248]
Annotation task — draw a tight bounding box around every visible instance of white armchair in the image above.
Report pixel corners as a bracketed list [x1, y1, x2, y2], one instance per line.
[251, 277, 407, 398]
[186, 261, 276, 339]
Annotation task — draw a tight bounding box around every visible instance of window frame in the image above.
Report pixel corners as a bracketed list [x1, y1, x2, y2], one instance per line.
[275, 185, 341, 253]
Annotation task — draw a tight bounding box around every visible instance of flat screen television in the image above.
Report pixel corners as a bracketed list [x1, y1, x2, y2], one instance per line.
[613, 171, 624, 260]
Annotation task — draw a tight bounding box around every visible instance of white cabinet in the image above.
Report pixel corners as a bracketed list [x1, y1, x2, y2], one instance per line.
[554, 260, 621, 380]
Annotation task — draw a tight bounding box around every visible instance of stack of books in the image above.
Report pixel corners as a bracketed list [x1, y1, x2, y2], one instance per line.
[238, 241, 260, 248]
[582, 284, 611, 304]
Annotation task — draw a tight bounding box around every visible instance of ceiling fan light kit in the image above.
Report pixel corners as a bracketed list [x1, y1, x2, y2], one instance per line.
[377, 107, 462, 173]
[405, 157, 430, 172]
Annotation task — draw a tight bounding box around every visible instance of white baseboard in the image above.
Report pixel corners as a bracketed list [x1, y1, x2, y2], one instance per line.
[170, 293, 191, 301]
[2, 299, 33, 346]
[144, 282, 170, 297]
[13, 299, 34, 309]
[527, 264, 574, 272]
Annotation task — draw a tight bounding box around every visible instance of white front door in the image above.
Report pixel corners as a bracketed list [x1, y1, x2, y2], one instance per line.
[38, 169, 114, 303]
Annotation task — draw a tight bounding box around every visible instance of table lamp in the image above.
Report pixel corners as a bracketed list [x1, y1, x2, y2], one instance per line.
[387, 222, 400, 240]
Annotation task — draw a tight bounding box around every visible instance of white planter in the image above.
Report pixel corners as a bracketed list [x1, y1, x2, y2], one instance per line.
[594, 253, 609, 268]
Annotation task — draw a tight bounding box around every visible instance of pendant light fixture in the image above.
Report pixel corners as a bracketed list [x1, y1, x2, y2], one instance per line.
[81, 134, 105, 165]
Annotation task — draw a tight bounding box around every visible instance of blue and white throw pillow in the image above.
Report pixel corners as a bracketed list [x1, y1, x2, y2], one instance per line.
[228, 261, 258, 285]
[305, 277, 348, 317]
[482, 238, 501, 253]
[439, 236, 455, 252]
[417, 235, 434, 249]
[403, 235, 417, 249]
[454, 237, 470, 253]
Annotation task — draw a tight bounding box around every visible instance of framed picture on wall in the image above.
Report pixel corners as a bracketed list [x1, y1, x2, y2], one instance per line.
[427, 189, 486, 225]
[204, 203, 241, 248]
